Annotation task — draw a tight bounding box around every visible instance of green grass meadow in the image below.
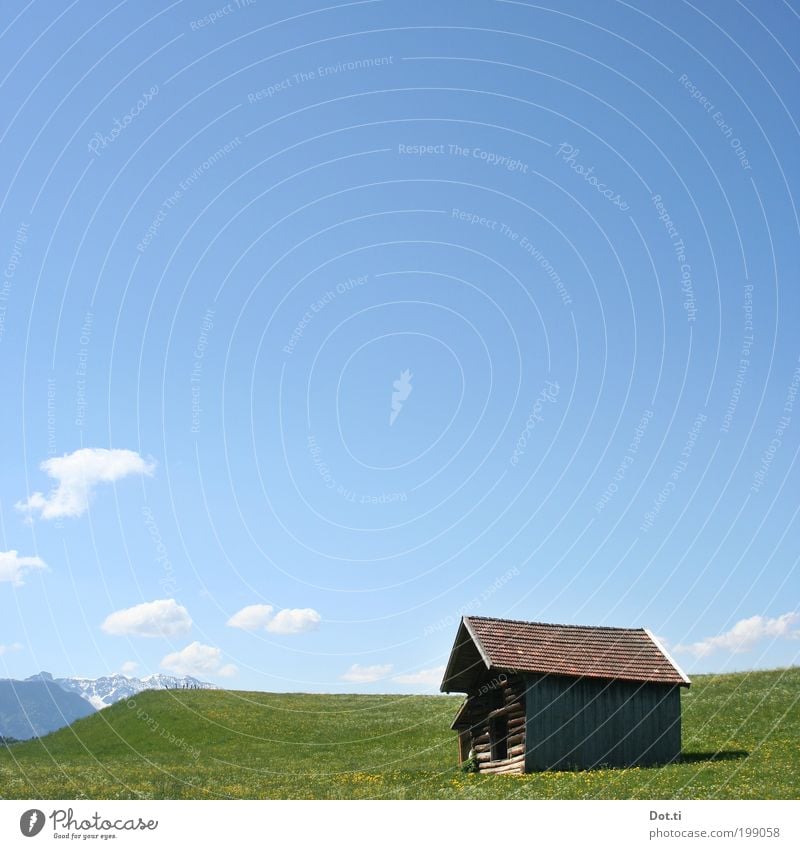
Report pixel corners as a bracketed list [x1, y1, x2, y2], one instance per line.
[1, 667, 797, 799]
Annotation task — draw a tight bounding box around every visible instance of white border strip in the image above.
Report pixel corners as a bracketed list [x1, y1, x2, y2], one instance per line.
[2, 800, 797, 847]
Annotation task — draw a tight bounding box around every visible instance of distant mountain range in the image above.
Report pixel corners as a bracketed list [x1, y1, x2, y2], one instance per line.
[0, 679, 96, 741]
[28, 671, 217, 710]
[0, 672, 216, 740]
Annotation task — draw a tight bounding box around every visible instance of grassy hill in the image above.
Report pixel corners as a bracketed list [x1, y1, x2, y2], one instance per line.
[1, 667, 797, 799]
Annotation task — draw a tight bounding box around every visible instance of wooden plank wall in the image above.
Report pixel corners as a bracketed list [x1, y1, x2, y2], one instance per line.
[524, 674, 682, 771]
[468, 674, 527, 775]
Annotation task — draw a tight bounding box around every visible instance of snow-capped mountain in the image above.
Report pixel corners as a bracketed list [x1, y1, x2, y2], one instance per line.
[26, 671, 217, 710]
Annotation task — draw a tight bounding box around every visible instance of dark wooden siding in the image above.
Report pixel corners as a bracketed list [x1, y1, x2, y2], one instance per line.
[524, 674, 682, 771]
[457, 731, 470, 765]
[463, 674, 527, 775]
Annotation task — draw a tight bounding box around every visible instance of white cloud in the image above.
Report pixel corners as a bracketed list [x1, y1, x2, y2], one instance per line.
[101, 599, 192, 638]
[0, 642, 23, 656]
[120, 661, 139, 675]
[227, 604, 321, 635]
[266, 608, 321, 634]
[226, 604, 274, 631]
[0, 550, 47, 586]
[340, 663, 393, 683]
[392, 665, 446, 687]
[16, 448, 155, 520]
[161, 642, 237, 678]
[675, 612, 800, 658]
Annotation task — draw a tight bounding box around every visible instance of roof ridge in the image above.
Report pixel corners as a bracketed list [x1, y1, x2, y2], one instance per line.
[464, 615, 646, 633]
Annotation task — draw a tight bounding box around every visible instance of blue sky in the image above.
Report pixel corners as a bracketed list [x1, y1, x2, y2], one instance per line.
[0, 0, 798, 692]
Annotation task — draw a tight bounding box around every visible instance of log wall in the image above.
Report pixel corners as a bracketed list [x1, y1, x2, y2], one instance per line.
[464, 673, 526, 775]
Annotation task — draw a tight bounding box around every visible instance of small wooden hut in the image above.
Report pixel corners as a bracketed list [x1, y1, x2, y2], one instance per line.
[440, 616, 690, 773]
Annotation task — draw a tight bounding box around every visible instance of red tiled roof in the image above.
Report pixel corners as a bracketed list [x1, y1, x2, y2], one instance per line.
[460, 616, 689, 687]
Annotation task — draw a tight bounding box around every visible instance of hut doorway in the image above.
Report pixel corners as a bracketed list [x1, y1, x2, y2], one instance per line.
[489, 714, 508, 761]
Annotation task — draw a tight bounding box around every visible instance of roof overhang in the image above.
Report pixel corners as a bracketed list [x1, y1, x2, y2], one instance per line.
[645, 629, 691, 687]
[439, 617, 492, 693]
